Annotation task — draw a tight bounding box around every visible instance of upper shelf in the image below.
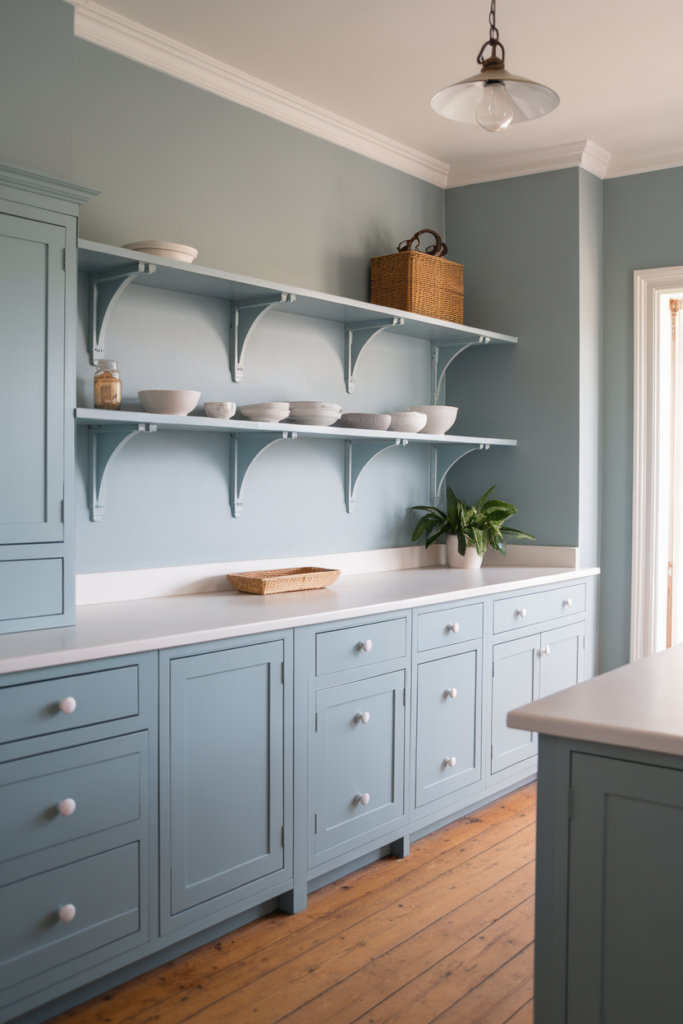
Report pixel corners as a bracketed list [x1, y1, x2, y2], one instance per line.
[78, 240, 517, 397]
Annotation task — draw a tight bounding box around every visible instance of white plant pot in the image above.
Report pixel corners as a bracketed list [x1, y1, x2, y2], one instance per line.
[446, 535, 484, 569]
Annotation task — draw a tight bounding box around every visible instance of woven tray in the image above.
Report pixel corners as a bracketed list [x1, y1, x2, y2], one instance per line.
[226, 566, 341, 595]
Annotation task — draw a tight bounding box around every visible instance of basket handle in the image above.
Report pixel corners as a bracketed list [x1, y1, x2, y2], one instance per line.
[397, 229, 448, 257]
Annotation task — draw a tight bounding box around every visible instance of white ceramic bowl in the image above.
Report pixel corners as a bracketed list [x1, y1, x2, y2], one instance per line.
[388, 411, 428, 433]
[239, 402, 290, 423]
[138, 390, 201, 415]
[122, 241, 199, 263]
[409, 405, 458, 434]
[204, 402, 236, 419]
[288, 411, 341, 427]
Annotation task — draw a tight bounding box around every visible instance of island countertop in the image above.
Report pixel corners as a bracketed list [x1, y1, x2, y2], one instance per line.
[0, 564, 598, 676]
[508, 641, 683, 757]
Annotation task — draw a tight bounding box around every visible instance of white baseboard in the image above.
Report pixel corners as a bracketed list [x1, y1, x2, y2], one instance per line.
[75, 544, 579, 605]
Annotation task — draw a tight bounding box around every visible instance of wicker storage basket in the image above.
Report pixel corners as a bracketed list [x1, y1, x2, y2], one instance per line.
[226, 566, 340, 595]
[370, 229, 463, 324]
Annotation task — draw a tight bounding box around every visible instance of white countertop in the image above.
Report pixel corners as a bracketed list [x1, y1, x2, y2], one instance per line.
[508, 643, 683, 758]
[0, 565, 598, 677]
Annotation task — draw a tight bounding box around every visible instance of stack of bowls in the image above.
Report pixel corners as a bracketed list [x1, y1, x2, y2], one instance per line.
[288, 402, 342, 427]
[239, 402, 290, 423]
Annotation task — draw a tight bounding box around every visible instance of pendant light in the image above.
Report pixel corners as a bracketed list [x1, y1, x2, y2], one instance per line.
[431, 0, 559, 132]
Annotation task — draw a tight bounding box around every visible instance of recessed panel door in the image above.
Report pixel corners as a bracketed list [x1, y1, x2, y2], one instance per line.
[491, 633, 540, 773]
[539, 621, 586, 698]
[567, 754, 683, 1024]
[168, 641, 285, 916]
[415, 647, 481, 808]
[0, 213, 65, 546]
[314, 670, 405, 855]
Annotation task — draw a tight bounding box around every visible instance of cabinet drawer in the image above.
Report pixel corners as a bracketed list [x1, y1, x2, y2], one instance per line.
[0, 559, 63, 622]
[315, 617, 407, 676]
[0, 842, 140, 989]
[0, 734, 144, 864]
[417, 603, 483, 652]
[493, 583, 586, 634]
[0, 665, 139, 744]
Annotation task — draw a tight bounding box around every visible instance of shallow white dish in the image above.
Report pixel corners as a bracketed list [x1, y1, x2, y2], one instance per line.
[388, 411, 428, 433]
[288, 411, 340, 427]
[204, 402, 236, 419]
[122, 240, 199, 263]
[138, 390, 201, 415]
[240, 402, 290, 423]
[409, 405, 458, 434]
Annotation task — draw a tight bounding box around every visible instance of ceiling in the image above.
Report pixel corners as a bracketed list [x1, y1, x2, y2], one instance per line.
[68, 0, 683, 186]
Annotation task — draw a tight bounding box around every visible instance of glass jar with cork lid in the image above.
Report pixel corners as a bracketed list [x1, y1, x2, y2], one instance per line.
[94, 360, 122, 410]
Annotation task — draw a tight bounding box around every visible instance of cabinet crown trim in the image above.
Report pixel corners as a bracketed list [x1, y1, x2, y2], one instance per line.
[0, 161, 100, 208]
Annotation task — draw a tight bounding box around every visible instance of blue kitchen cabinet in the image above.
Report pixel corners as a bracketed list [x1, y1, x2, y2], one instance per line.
[413, 643, 482, 811]
[0, 163, 96, 634]
[310, 669, 407, 865]
[566, 752, 683, 1023]
[159, 634, 294, 936]
[306, 612, 410, 875]
[0, 652, 155, 1023]
[535, 736, 683, 1024]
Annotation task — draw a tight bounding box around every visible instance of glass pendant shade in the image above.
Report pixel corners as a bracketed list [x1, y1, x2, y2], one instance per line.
[431, 66, 560, 126]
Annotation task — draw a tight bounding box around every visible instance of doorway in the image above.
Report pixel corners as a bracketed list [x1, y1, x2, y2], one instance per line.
[631, 268, 683, 660]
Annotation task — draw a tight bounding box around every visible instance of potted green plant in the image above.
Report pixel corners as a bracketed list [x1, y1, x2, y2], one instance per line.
[411, 485, 535, 568]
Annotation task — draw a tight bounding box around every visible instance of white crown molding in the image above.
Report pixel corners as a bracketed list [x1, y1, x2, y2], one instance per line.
[605, 142, 683, 179]
[446, 140, 612, 188]
[64, 0, 449, 188]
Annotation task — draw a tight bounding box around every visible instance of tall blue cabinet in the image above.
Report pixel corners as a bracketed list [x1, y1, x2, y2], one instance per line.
[0, 163, 97, 633]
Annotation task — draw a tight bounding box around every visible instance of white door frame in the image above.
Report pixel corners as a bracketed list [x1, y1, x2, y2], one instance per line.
[631, 267, 683, 661]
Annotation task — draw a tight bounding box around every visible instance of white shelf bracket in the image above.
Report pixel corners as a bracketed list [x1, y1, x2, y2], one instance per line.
[88, 423, 157, 521]
[230, 431, 297, 517]
[430, 442, 489, 506]
[431, 337, 490, 403]
[345, 438, 405, 513]
[88, 262, 156, 364]
[230, 293, 296, 382]
[345, 317, 404, 393]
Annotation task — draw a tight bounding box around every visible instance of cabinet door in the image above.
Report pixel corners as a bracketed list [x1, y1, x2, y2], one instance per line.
[167, 641, 285, 916]
[539, 620, 586, 699]
[312, 670, 405, 857]
[567, 753, 683, 1024]
[491, 633, 539, 773]
[415, 646, 481, 808]
[0, 212, 65, 546]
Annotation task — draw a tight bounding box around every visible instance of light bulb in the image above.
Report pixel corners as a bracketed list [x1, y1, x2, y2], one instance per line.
[475, 83, 515, 132]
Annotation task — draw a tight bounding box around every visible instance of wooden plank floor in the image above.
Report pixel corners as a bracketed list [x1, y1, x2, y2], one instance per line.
[52, 784, 536, 1024]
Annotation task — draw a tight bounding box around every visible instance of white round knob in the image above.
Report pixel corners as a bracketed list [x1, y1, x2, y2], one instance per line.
[517, 609, 527, 618]
[448, 622, 460, 633]
[446, 756, 457, 768]
[358, 793, 370, 806]
[58, 904, 76, 923]
[544, 645, 551, 655]
[59, 697, 77, 714]
[564, 597, 573, 607]
[447, 688, 458, 699]
[359, 712, 370, 724]
[58, 798, 76, 817]
[360, 639, 373, 652]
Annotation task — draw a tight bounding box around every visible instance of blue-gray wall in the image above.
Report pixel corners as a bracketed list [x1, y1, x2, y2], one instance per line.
[1, 0, 445, 572]
[601, 167, 683, 670]
[442, 169, 584, 545]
